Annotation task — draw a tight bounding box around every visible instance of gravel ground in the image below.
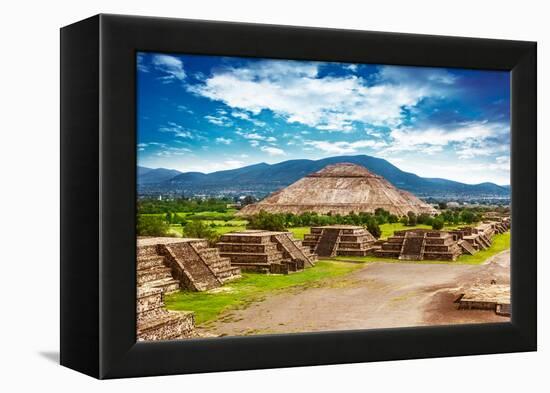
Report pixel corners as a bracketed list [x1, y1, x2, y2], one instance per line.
[200, 250, 510, 337]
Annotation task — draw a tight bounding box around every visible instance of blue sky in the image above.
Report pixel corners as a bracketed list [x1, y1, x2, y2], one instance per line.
[137, 52, 510, 185]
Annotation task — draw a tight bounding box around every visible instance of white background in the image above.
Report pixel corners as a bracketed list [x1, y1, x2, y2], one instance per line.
[0, 0, 546, 391]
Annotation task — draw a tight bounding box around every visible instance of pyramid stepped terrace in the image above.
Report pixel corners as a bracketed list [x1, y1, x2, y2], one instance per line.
[448, 221, 504, 252]
[237, 163, 437, 217]
[216, 230, 317, 274]
[375, 229, 462, 261]
[137, 237, 241, 292]
[302, 225, 378, 257]
[136, 286, 195, 341]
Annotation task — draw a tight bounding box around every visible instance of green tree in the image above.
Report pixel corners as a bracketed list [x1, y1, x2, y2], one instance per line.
[407, 211, 417, 226]
[182, 220, 219, 244]
[432, 217, 444, 230]
[241, 195, 256, 206]
[461, 210, 475, 224]
[137, 215, 170, 237]
[247, 211, 286, 232]
[367, 221, 382, 239]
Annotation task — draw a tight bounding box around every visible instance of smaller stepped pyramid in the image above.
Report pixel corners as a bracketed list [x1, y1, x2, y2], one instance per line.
[375, 229, 461, 261]
[137, 237, 241, 292]
[137, 286, 195, 341]
[449, 220, 505, 252]
[216, 230, 317, 274]
[302, 225, 377, 257]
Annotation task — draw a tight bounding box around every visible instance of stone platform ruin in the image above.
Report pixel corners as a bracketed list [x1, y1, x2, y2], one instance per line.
[302, 225, 377, 257]
[138, 237, 242, 292]
[375, 229, 462, 261]
[458, 284, 511, 316]
[136, 237, 242, 341]
[137, 286, 195, 341]
[448, 220, 505, 253]
[216, 230, 317, 274]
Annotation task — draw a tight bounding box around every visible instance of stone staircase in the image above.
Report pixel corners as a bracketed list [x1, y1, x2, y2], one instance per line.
[163, 242, 222, 292]
[458, 239, 477, 255]
[216, 230, 314, 274]
[273, 233, 316, 267]
[138, 238, 241, 293]
[190, 241, 242, 284]
[314, 228, 341, 257]
[399, 232, 426, 261]
[137, 247, 180, 294]
[478, 234, 492, 249]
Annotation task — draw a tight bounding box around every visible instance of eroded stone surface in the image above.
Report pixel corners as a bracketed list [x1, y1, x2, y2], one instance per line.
[237, 163, 437, 216]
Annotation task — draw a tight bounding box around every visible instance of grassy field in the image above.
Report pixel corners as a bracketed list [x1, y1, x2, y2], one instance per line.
[288, 227, 311, 240]
[164, 260, 362, 325]
[378, 222, 464, 239]
[332, 232, 510, 265]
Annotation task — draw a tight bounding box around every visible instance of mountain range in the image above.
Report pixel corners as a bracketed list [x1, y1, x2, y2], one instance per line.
[138, 155, 510, 199]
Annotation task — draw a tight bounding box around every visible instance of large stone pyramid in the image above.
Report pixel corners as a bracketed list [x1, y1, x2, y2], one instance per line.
[237, 163, 437, 217]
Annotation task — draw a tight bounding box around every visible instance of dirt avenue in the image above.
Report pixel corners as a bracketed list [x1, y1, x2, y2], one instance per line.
[199, 250, 510, 336]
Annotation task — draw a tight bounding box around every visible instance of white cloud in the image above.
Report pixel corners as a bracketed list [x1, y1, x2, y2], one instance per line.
[304, 139, 387, 154]
[158, 122, 194, 138]
[205, 115, 232, 127]
[238, 131, 264, 140]
[215, 137, 232, 145]
[377, 66, 457, 86]
[260, 146, 286, 156]
[188, 61, 433, 131]
[236, 130, 275, 142]
[137, 53, 149, 73]
[152, 54, 186, 83]
[155, 146, 192, 157]
[383, 121, 509, 157]
[223, 160, 246, 168]
[345, 64, 358, 72]
[231, 110, 266, 127]
[177, 105, 194, 114]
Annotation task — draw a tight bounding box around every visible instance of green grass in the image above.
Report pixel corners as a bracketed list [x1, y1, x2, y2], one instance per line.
[213, 225, 247, 235]
[332, 232, 511, 266]
[378, 222, 464, 239]
[379, 223, 432, 239]
[164, 260, 362, 325]
[455, 232, 510, 264]
[288, 227, 311, 240]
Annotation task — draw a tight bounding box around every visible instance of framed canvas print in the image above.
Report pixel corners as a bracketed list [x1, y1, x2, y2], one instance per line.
[60, 14, 536, 379]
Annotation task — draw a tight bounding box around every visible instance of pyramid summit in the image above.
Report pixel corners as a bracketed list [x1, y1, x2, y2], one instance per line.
[308, 163, 382, 178]
[237, 162, 437, 217]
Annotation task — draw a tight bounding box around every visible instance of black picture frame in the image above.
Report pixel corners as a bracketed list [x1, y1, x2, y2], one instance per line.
[60, 14, 537, 379]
